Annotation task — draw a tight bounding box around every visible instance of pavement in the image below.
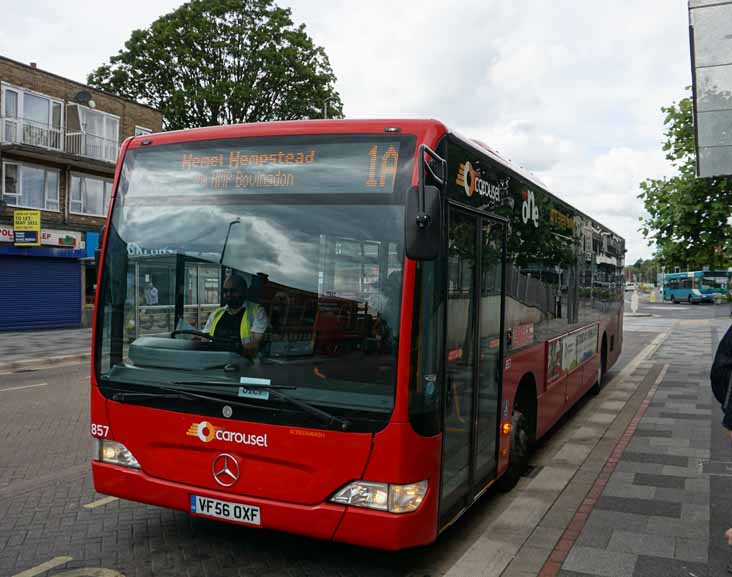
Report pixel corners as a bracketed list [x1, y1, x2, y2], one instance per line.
[0, 328, 90, 373]
[553, 317, 719, 577]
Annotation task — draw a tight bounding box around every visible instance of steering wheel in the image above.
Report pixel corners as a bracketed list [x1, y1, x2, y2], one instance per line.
[171, 329, 216, 341]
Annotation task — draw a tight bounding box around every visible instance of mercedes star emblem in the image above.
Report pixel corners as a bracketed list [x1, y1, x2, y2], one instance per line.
[212, 453, 240, 487]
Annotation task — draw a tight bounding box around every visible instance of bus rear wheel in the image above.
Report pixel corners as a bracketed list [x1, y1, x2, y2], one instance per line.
[497, 410, 529, 492]
[591, 344, 607, 395]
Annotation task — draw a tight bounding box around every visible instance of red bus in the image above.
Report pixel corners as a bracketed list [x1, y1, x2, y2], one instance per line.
[91, 119, 624, 550]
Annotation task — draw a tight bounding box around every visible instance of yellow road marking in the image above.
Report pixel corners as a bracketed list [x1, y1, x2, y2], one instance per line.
[83, 496, 118, 509]
[51, 568, 125, 576]
[0, 383, 48, 393]
[11, 556, 72, 577]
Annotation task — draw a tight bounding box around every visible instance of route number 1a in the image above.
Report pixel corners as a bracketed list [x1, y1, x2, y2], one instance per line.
[366, 145, 399, 189]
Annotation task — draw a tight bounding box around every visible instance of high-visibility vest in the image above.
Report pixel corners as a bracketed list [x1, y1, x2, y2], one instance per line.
[209, 303, 261, 341]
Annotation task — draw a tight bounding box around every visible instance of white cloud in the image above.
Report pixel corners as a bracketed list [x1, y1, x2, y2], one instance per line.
[467, 120, 576, 172]
[538, 147, 675, 262]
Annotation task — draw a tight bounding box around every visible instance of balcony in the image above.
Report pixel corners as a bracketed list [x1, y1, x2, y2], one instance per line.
[65, 131, 119, 163]
[0, 115, 119, 163]
[1, 116, 63, 151]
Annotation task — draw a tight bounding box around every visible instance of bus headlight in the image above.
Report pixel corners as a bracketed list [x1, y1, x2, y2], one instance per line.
[330, 480, 427, 513]
[97, 439, 140, 469]
[389, 481, 428, 513]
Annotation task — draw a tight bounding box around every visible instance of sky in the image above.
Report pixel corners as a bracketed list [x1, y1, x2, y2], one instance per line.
[0, 0, 693, 263]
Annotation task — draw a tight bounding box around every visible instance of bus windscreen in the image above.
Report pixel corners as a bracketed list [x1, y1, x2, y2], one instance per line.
[95, 134, 415, 433]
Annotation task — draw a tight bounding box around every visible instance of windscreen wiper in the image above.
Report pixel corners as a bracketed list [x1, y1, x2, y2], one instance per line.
[173, 380, 352, 431]
[111, 391, 193, 402]
[100, 379, 269, 411]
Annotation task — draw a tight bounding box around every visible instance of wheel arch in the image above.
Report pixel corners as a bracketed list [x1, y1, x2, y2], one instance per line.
[512, 372, 538, 442]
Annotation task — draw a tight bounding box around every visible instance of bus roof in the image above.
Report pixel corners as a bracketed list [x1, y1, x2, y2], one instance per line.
[127, 118, 449, 149]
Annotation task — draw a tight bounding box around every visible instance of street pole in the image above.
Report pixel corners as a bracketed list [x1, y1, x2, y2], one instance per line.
[324, 97, 334, 119]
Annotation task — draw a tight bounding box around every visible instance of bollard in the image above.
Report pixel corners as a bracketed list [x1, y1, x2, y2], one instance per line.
[631, 290, 639, 313]
[650, 291, 657, 304]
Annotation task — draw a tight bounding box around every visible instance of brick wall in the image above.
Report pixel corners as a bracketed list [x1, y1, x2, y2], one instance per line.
[0, 153, 111, 231]
[0, 56, 163, 137]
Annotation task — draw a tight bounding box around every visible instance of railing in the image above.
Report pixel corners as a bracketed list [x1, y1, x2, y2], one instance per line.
[1, 116, 63, 151]
[0, 116, 119, 163]
[65, 131, 119, 163]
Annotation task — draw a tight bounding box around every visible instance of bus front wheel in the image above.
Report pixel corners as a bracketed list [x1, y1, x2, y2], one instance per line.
[497, 410, 529, 492]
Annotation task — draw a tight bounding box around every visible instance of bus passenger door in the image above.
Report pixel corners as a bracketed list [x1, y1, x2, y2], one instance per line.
[439, 207, 505, 524]
[440, 208, 478, 522]
[473, 218, 504, 494]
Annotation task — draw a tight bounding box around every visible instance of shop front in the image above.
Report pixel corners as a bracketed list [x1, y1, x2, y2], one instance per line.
[0, 224, 85, 330]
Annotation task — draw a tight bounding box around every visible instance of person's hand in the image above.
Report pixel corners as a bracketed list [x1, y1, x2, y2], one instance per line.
[725, 527, 732, 545]
[726, 429, 732, 445]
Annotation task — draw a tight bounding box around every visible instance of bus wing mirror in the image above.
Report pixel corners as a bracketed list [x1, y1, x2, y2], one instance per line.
[406, 144, 445, 261]
[406, 185, 441, 260]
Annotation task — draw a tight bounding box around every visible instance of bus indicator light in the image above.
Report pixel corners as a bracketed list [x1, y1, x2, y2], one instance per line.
[501, 422, 512, 436]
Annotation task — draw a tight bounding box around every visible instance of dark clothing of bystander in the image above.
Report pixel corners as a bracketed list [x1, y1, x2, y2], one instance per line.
[711, 324, 732, 429]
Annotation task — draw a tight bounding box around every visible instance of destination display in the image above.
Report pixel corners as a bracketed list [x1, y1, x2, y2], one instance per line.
[127, 140, 404, 197]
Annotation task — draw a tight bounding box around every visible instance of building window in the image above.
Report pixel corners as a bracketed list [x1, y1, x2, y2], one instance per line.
[135, 126, 152, 136]
[69, 174, 113, 217]
[1, 83, 63, 150]
[2, 162, 59, 211]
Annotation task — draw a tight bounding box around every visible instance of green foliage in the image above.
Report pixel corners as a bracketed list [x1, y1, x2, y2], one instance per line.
[625, 257, 659, 284]
[88, 0, 343, 129]
[639, 91, 732, 269]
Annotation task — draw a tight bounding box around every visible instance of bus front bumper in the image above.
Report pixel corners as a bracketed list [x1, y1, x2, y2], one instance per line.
[92, 461, 437, 550]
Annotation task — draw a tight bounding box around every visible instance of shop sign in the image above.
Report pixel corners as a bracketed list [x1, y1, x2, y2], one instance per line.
[42, 229, 83, 248]
[13, 210, 41, 247]
[0, 225, 13, 243]
[0, 225, 84, 249]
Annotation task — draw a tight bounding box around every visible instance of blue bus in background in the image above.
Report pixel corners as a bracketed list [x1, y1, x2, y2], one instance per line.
[663, 271, 731, 303]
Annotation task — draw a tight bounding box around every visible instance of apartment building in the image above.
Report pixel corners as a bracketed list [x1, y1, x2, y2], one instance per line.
[0, 55, 163, 330]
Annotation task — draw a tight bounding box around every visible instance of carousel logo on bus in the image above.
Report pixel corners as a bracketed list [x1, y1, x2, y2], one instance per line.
[522, 190, 539, 228]
[186, 421, 268, 447]
[456, 162, 507, 203]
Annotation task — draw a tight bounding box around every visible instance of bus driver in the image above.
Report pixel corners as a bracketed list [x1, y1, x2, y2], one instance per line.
[204, 273, 268, 357]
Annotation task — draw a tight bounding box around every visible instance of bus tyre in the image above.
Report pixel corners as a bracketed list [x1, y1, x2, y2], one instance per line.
[671, 295, 676, 304]
[591, 360, 604, 395]
[497, 410, 529, 492]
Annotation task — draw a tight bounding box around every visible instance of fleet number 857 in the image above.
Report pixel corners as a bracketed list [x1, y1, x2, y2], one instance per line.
[91, 423, 110, 437]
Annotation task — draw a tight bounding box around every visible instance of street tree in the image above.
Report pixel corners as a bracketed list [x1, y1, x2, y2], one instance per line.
[639, 93, 732, 270]
[87, 0, 343, 130]
[625, 257, 659, 285]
